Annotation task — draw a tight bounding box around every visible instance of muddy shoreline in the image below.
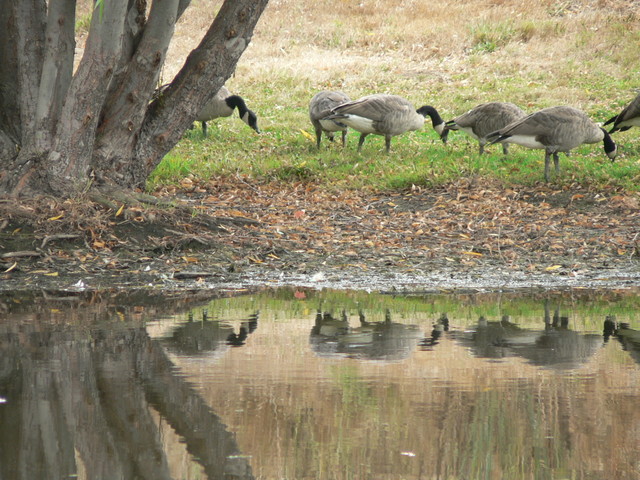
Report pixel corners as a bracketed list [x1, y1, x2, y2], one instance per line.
[1, 180, 639, 294]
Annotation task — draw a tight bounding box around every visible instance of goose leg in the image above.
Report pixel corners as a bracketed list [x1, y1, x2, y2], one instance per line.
[341, 130, 347, 148]
[478, 143, 485, 155]
[385, 135, 392, 154]
[502, 143, 509, 155]
[544, 151, 551, 182]
[202, 121, 208, 138]
[357, 133, 368, 152]
[553, 152, 560, 175]
[315, 128, 322, 149]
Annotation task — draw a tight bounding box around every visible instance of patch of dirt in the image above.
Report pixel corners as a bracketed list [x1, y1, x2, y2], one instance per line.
[1, 178, 639, 292]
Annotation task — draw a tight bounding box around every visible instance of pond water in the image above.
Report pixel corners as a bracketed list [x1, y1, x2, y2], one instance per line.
[1, 288, 639, 480]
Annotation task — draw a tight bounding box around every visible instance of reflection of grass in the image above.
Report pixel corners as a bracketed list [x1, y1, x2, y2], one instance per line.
[190, 288, 640, 331]
[331, 364, 377, 410]
[460, 388, 567, 479]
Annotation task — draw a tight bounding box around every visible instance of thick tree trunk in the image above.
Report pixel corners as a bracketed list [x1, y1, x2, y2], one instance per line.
[92, 0, 181, 187]
[45, 0, 130, 194]
[0, 0, 269, 197]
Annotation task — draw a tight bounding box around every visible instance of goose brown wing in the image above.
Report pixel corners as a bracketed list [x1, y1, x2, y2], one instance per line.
[310, 91, 351, 120]
[333, 94, 410, 122]
[503, 106, 583, 136]
[605, 93, 640, 131]
[454, 102, 525, 137]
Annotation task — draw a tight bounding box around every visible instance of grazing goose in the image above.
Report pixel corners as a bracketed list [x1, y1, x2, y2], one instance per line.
[441, 102, 526, 154]
[196, 86, 260, 137]
[486, 106, 617, 182]
[324, 94, 445, 153]
[309, 91, 351, 148]
[604, 92, 640, 133]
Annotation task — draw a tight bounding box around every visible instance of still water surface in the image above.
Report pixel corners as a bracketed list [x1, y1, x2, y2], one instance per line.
[1, 288, 639, 479]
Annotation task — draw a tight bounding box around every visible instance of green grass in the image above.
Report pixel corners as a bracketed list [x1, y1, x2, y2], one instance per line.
[149, 106, 640, 193]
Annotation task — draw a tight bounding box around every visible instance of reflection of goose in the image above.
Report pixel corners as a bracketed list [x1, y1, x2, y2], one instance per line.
[309, 309, 422, 361]
[514, 328, 602, 369]
[160, 311, 259, 356]
[454, 315, 531, 359]
[419, 313, 449, 350]
[453, 310, 603, 369]
[227, 313, 259, 346]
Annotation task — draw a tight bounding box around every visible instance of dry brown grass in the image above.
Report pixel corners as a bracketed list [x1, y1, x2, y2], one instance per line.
[165, 0, 640, 115]
[72, 0, 640, 121]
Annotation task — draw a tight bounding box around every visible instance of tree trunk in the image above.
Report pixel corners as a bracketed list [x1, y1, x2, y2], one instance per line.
[0, 0, 269, 197]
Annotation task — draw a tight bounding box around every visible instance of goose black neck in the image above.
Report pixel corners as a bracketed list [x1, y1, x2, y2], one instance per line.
[225, 95, 249, 117]
[601, 128, 617, 160]
[417, 105, 444, 128]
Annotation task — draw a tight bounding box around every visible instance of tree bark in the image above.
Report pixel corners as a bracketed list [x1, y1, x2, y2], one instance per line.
[92, 0, 181, 186]
[45, 0, 129, 194]
[0, 0, 268, 197]
[129, 0, 271, 189]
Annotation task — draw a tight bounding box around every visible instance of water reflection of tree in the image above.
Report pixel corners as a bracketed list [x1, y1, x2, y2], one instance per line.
[0, 291, 254, 480]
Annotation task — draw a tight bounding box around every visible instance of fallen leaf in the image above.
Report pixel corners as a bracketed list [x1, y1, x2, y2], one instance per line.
[545, 265, 562, 271]
[299, 129, 315, 142]
[3, 262, 17, 273]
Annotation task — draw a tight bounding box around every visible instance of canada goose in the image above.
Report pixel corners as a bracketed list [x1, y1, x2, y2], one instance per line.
[486, 106, 617, 182]
[309, 91, 351, 148]
[323, 94, 445, 153]
[604, 92, 640, 133]
[441, 102, 526, 154]
[196, 86, 260, 137]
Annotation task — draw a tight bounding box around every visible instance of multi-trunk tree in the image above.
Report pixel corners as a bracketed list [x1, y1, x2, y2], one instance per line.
[0, 0, 269, 198]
